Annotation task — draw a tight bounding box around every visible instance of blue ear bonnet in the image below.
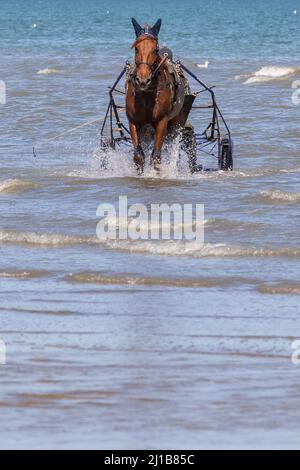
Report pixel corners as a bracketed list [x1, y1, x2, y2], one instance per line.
[131, 18, 162, 38]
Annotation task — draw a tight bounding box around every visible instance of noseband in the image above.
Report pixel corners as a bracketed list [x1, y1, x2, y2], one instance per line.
[135, 60, 157, 74]
[133, 53, 168, 91]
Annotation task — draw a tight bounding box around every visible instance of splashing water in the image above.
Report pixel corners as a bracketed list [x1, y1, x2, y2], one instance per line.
[88, 133, 193, 179]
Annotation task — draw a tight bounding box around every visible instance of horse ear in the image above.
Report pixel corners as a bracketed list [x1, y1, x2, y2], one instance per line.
[131, 18, 143, 37]
[151, 18, 162, 36]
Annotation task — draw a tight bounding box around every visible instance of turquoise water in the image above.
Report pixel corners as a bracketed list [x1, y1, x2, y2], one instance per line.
[1, 0, 300, 59]
[0, 0, 300, 449]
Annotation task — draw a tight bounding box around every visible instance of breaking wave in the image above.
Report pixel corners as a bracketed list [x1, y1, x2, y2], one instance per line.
[1, 229, 300, 258]
[259, 189, 300, 203]
[0, 230, 96, 247]
[100, 240, 300, 258]
[37, 68, 61, 75]
[0, 179, 39, 194]
[258, 283, 300, 295]
[236, 66, 299, 84]
[0, 270, 47, 279]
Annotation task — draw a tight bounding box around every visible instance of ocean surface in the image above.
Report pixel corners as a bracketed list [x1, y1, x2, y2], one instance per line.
[0, 0, 300, 449]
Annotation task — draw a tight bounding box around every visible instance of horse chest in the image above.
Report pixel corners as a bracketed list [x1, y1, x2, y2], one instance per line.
[127, 90, 157, 123]
[126, 71, 174, 126]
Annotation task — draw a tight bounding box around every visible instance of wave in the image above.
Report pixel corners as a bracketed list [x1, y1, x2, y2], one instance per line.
[101, 240, 300, 258]
[0, 230, 96, 247]
[258, 283, 300, 295]
[0, 270, 46, 279]
[37, 68, 61, 75]
[66, 271, 251, 288]
[1, 230, 299, 259]
[236, 66, 299, 85]
[0, 179, 39, 194]
[259, 189, 300, 203]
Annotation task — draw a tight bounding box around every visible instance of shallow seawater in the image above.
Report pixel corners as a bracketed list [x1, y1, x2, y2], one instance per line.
[0, 0, 300, 450]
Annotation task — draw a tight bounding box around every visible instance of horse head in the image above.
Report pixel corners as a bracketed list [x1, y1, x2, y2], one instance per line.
[131, 18, 162, 91]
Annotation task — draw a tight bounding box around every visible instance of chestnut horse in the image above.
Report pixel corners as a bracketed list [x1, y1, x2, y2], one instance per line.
[126, 18, 181, 173]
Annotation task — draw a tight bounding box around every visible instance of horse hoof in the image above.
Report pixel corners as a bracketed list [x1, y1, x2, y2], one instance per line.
[190, 164, 203, 174]
[150, 149, 161, 169]
[152, 159, 161, 172]
[133, 154, 144, 174]
[150, 150, 161, 172]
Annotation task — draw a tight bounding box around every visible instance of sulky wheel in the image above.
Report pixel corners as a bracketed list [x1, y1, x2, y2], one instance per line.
[219, 136, 233, 171]
[181, 125, 202, 173]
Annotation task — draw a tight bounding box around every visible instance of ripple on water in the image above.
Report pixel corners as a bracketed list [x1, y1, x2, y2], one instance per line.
[66, 271, 256, 288]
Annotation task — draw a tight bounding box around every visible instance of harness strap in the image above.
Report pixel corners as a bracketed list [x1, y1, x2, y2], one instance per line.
[152, 54, 168, 76]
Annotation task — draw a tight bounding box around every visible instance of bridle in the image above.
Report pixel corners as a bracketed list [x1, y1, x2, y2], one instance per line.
[133, 52, 168, 91]
[136, 53, 168, 74]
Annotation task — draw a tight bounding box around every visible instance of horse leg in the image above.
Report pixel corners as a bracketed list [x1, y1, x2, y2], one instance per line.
[151, 116, 168, 171]
[130, 122, 145, 173]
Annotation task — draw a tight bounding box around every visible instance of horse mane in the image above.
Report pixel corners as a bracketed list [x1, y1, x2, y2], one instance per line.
[131, 34, 157, 49]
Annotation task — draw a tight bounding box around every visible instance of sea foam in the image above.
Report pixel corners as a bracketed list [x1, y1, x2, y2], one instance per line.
[259, 189, 300, 203]
[241, 66, 299, 84]
[37, 68, 61, 75]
